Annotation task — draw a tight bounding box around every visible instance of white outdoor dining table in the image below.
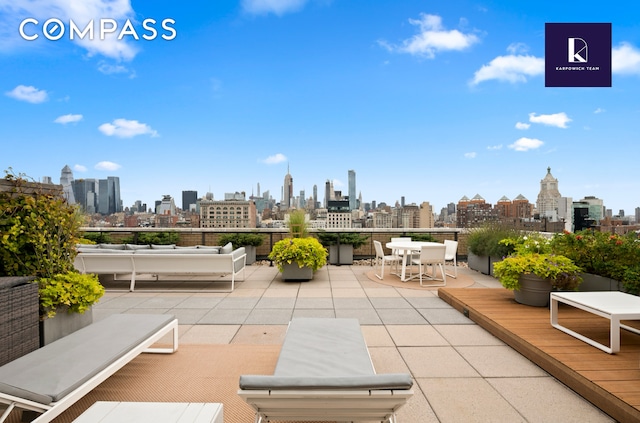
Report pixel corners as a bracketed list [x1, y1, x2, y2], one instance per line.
[386, 241, 441, 282]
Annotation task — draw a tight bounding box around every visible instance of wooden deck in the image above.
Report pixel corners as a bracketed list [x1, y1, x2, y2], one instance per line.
[439, 288, 640, 423]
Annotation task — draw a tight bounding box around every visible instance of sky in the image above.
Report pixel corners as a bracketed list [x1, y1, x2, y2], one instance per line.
[1, 0, 640, 215]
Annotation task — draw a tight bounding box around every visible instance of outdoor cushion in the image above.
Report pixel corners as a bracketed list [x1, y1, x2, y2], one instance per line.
[220, 242, 233, 254]
[124, 244, 151, 250]
[239, 374, 413, 390]
[0, 314, 175, 404]
[76, 244, 99, 249]
[99, 244, 126, 250]
[151, 244, 176, 249]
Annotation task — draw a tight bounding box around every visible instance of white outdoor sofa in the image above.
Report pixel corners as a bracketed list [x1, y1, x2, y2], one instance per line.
[74, 243, 246, 292]
[0, 313, 178, 423]
[238, 318, 414, 423]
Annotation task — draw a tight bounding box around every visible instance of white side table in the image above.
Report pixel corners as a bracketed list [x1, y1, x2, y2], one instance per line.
[550, 291, 640, 354]
[72, 402, 223, 423]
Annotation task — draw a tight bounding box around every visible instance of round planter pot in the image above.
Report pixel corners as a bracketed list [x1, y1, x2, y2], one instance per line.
[514, 274, 553, 307]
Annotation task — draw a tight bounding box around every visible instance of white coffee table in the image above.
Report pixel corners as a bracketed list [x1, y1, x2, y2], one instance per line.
[550, 291, 640, 354]
[72, 402, 223, 423]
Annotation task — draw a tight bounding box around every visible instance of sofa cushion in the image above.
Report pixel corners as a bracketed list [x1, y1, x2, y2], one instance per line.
[76, 244, 99, 249]
[99, 244, 126, 250]
[220, 242, 233, 254]
[125, 244, 151, 250]
[151, 244, 176, 249]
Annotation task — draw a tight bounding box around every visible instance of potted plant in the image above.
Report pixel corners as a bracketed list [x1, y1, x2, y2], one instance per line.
[38, 271, 105, 345]
[0, 170, 105, 346]
[550, 230, 640, 292]
[467, 224, 522, 275]
[316, 231, 369, 265]
[493, 234, 582, 307]
[269, 210, 327, 281]
[218, 233, 265, 264]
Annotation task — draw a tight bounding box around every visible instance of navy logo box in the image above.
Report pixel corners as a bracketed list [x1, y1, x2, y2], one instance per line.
[545, 23, 611, 87]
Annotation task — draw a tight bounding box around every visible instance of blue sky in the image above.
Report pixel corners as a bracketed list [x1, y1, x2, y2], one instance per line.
[2, 0, 640, 214]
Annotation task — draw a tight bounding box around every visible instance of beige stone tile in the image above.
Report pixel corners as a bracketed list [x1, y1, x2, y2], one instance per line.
[331, 288, 367, 298]
[417, 378, 526, 423]
[387, 325, 449, 347]
[434, 324, 505, 346]
[330, 280, 361, 288]
[361, 325, 394, 347]
[399, 346, 480, 378]
[456, 346, 549, 377]
[363, 288, 401, 297]
[228, 288, 265, 297]
[231, 325, 287, 345]
[394, 382, 439, 423]
[398, 288, 438, 297]
[297, 288, 332, 298]
[179, 324, 240, 344]
[261, 288, 299, 298]
[488, 377, 615, 423]
[369, 346, 410, 373]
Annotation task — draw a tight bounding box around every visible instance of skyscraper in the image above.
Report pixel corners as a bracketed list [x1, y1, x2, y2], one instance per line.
[313, 185, 318, 209]
[59, 165, 76, 204]
[182, 190, 198, 211]
[348, 169, 356, 210]
[98, 176, 122, 215]
[72, 179, 97, 214]
[536, 167, 561, 220]
[283, 164, 293, 210]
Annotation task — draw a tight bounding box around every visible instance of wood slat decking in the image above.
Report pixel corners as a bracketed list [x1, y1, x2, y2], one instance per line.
[439, 287, 640, 423]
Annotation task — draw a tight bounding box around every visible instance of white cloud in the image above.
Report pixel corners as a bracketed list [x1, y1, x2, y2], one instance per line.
[529, 112, 571, 128]
[594, 108, 605, 114]
[0, 0, 138, 61]
[94, 161, 121, 171]
[506, 42, 529, 55]
[242, 0, 307, 16]
[487, 145, 502, 150]
[612, 42, 640, 75]
[98, 62, 136, 78]
[464, 152, 477, 159]
[261, 153, 287, 164]
[471, 54, 544, 85]
[380, 13, 479, 58]
[74, 164, 87, 172]
[54, 114, 83, 124]
[508, 137, 543, 152]
[332, 178, 344, 188]
[98, 118, 158, 138]
[5, 85, 48, 103]
[515, 122, 530, 130]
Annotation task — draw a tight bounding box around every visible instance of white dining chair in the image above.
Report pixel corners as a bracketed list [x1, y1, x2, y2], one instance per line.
[373, 240, 399, 280]
[444, 240, 458, 279]
[411, 244, 447, 287]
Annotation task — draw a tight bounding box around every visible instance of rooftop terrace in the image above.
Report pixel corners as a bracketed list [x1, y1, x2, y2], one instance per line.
[2, 264, 626, 422]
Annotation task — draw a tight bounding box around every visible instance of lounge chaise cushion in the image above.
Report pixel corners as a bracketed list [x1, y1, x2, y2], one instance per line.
[239, 374, 413, 390]
[0, 314, 175, 404]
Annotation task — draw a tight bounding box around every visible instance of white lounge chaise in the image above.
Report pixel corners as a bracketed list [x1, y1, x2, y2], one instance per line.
[238, 318, 414, 423]
[0, 314, 178, 423]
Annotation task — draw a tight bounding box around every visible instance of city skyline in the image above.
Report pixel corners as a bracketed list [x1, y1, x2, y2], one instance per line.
[2, 1, 640, 213]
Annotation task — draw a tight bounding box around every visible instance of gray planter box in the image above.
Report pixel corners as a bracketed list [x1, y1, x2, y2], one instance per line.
[243, 245, 256, 265]
[328, 245, 354, 265]
[578, 273, 622, 292]
[281, 263, 313, 282]
[40, 307, 93, 346]
[467, 252, 490, 275]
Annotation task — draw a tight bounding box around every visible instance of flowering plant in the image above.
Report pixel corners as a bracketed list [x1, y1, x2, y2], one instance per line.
[493, 233, 582, 291]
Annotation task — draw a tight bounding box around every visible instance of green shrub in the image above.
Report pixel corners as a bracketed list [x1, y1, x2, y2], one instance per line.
[406, 233, 437, 242]
[0, 172, 82, 277]
[467, 224, 522, 257]
[316, 231, 369, 248]
[268, 237, 327, 272]
[287, 210, 308, 238]
[38, 272, 105, 318]
[81, 232, 112, 244]
[122, 231, 180, 245]
[218, 233, 265, 248]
